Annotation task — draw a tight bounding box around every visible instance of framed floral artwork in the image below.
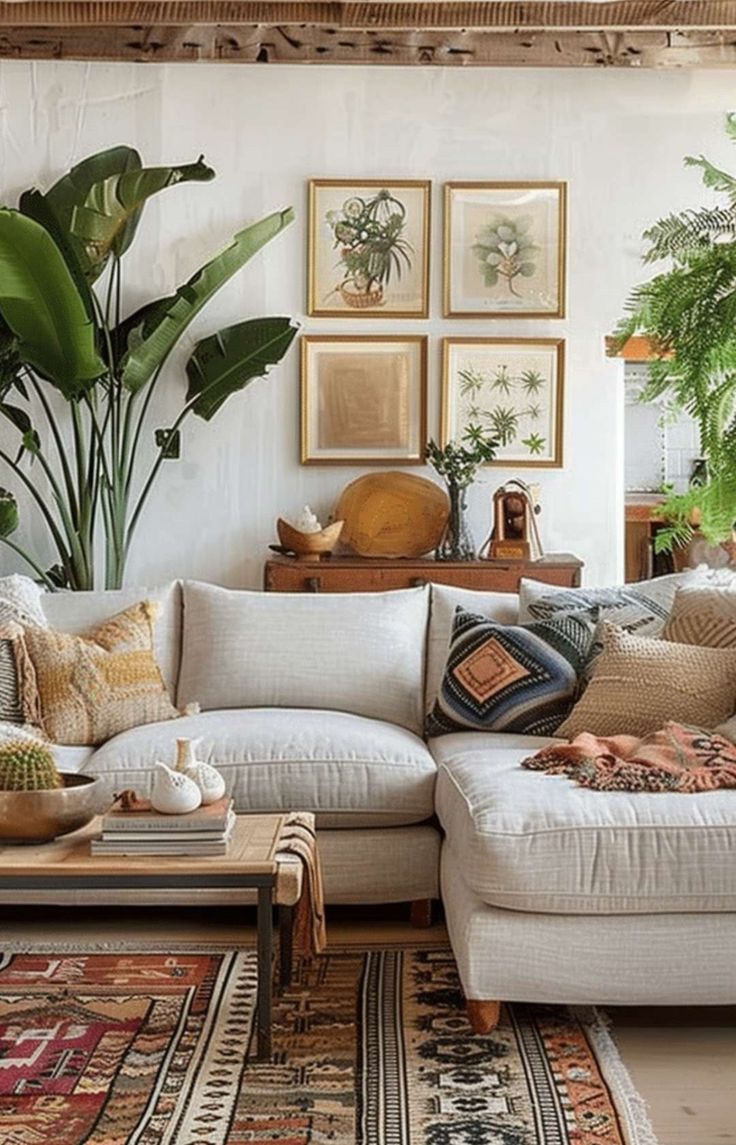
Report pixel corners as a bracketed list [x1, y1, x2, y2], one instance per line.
[443, 182, 567, 318]
[301, 334, 428, 464]
[441, 338, 565, 468]
[308, 180, 431, 317]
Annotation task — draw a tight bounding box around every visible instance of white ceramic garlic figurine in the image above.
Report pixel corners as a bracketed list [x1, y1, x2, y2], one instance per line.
[293, 505, 322, 534]
[151, 761, 202, 815]
[175, 737, 226, 806]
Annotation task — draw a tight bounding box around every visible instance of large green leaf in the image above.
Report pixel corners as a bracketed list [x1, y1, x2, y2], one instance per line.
[121, 207, 295, 394]
[186, 317, 298, 421]
[0, 210, 106, 395]
[72, 156, 215, 279]
[45, 146, 141, 282]
[18, 188, 96, 320]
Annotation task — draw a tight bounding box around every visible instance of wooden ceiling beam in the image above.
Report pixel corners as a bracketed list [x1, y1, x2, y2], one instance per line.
[2, 23, 735, 64]
[2, 1, 736, 30]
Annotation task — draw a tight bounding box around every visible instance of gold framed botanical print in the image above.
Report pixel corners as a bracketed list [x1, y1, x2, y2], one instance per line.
[441, 337, 565, 468]
[444, 182, 567, 318]
[308, 180, 431, 317]
[301, 334, 428, 465]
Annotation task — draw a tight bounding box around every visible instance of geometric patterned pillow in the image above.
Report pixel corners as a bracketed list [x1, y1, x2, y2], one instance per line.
[663, 586, 736, 647]
[426, 607, 595, 738]
[519, 574, 686, 637]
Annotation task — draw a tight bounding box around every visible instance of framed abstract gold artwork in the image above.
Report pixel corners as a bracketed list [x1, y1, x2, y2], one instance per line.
[444, 182, 567, 318]
[301, 335, 428, 465]
[441, 337, 565, 468]
[308, 180, 431, 317]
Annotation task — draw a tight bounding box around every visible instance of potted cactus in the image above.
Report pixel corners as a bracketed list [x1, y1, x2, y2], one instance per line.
[0, 738, 102, 842]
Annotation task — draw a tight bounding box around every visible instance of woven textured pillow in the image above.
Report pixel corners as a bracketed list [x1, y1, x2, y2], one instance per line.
[519, 572, 691, 636]
[557, 622, 736, 740]
[15, 600, 182, 746]
[663, 586, 736, 648]
[0, 574, 47, 725]
[426, 607, 595, 737]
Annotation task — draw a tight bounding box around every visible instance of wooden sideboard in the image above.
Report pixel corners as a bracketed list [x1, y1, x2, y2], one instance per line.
[264, 554, 583, 594]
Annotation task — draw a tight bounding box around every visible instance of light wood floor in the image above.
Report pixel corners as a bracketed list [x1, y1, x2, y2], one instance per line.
[1, 903, 733, 1145]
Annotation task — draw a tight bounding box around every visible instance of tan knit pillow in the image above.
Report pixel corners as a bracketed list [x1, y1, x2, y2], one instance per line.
[663, 586, 736, 648]
[557, 622, 736, 739]
[16, 601, 182, 746]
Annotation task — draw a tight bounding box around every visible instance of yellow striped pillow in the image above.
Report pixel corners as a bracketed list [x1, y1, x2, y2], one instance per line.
[16, 601, 182, 746]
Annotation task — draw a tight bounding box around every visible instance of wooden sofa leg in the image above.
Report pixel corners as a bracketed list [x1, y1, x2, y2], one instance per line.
[466, 999, 502, 1034]
[410, 899, 433, 928]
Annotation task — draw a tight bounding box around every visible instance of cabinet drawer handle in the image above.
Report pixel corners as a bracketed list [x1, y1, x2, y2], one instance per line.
[411, 577, 428, 588]
[305, 577, 322, 593]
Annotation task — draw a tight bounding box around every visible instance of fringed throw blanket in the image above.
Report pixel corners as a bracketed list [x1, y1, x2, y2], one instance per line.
[523, 721, 736, 793]
[278, 811, 327, 956]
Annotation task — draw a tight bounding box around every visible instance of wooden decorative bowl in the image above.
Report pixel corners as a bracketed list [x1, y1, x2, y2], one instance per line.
[276, 518, 344, 561]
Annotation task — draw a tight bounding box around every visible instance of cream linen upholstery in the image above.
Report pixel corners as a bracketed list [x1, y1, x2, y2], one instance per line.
[425, 584, 519, 714]
[433, 732, 736, 913]
[0, 825, 441, 908]
[41, 582, 182, 695]
[441, 846, 736, 1004]
[85, 708, 437, 828]
[178, 582, 428, 734]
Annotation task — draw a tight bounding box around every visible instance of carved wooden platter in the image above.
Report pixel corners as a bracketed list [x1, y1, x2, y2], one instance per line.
[335, 471, 449, 558]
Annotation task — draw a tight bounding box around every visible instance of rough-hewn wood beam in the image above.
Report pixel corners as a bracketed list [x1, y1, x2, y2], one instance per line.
[1, 23, 734, 64]
[1, 1, 736, 29]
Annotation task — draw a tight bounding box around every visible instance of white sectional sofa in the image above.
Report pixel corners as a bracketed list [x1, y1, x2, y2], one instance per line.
[40, 577, 736, 1026]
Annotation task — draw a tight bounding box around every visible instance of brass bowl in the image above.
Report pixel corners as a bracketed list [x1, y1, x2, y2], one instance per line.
[0, 773, 105, 844]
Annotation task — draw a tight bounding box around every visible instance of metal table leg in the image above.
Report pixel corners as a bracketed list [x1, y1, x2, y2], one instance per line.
[278, 904, 294, 991]
[256, 884, 273, 1060]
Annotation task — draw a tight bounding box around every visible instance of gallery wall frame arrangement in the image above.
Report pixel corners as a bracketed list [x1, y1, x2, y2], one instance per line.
[441, 337, 565, 468]
[307, 179, 431, 318]
[301, 334, 428, 466]
[443, 182, 567, 319]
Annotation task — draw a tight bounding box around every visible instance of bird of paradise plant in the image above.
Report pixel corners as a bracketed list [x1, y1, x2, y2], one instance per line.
[0, 147, 297, 589]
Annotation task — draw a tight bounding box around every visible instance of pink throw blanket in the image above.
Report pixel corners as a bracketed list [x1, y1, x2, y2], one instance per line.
[522, 722, 736, 793]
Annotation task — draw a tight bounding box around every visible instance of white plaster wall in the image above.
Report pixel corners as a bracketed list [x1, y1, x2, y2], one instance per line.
[0, 61, 732, 588]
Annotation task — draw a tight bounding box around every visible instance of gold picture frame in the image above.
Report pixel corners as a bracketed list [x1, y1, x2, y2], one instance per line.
[301, 334, 428, 465]
[443, 181, 567, 318]
[308, 179, 431, 318]
[441, 337, 565, 468]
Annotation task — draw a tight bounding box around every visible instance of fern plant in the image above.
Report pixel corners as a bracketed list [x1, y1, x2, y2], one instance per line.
[612, 114, 736, 552]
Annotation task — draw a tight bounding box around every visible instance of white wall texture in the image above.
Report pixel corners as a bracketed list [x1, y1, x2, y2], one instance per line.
[0, 61, 733, 589]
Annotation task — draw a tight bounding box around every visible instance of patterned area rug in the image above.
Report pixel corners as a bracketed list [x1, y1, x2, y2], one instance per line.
[0, 946, 657, 1145]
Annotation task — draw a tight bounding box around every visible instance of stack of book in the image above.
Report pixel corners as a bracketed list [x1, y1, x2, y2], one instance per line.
[91, 796, 235, 856]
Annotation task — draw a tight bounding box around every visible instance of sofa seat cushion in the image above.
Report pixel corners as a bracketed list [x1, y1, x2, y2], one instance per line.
[432, 732, 736, 913]
[86, 708, 436, 828]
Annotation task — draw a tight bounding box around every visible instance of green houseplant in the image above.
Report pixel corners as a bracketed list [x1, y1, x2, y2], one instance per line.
[0, 147, 297, 590]
[326, 189, 412, 309]
[613, 115, 736, 557]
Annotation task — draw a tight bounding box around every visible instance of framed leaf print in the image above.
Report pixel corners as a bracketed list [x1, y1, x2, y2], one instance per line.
[441, 338, 565, 468]
[301, 334, 427, 464]
[308, 179, 431, 317]
[444, 182, 567, 318]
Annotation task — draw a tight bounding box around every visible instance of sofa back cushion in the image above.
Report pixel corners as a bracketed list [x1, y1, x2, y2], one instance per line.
[426, 585, 519, 713]
[177, 582, 429, 733]
[40, 582, 182, 695]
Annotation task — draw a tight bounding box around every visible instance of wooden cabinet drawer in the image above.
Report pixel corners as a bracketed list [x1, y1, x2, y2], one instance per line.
[264, 556, 583, 594]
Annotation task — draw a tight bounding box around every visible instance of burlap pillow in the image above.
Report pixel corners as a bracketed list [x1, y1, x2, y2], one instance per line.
[16, 601, 182, 746]
[557, 622, 736, 740]
[663, 586, 736, 648]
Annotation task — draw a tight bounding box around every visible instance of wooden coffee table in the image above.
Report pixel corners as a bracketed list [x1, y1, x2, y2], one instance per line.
[0, 813, 302, 1059]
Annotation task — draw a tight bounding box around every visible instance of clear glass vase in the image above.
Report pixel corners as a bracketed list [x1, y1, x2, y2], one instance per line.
[435, 482, 476, 561]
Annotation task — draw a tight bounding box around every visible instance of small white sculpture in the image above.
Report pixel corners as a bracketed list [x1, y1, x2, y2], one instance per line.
[151, 760, 202, 815]
[175, 737, 226, 805]
[292, 505, 322, 534]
